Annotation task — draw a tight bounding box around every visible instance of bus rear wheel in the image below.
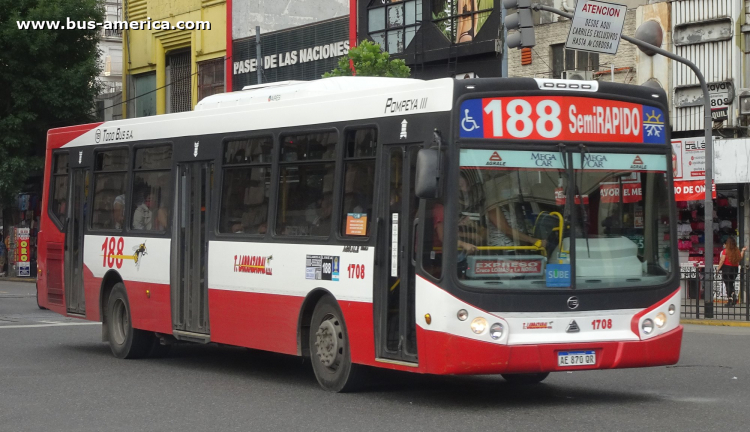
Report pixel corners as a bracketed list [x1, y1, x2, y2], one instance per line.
[106, 283, 152, 359]
[309, 296, 362, 392]
[501, 372, 550, 384]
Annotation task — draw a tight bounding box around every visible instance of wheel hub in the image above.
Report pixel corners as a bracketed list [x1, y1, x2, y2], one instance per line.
[314, 318, 339, 368]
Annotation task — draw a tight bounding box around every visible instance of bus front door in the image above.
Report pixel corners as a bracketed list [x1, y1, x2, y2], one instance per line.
[376, 144, 419, 364]
[64, 168, 88, 315]
[172, 162, 213, 338]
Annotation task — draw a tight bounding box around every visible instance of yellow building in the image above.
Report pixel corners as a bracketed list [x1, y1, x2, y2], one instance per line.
[122, 0, 226, 118]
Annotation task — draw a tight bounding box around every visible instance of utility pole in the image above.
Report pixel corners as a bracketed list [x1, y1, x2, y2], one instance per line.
[256, 26, 262, 85]
[529, 3, 715, 317]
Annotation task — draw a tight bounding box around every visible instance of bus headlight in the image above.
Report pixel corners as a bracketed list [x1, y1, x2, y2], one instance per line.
[642, 318, 654, 335]
[457, 309, 469, 321]
[655, 312, 667, 328]
[489, 323, 504, 340]
[668, 304, 676, 315]
[471, 317, 488, 334]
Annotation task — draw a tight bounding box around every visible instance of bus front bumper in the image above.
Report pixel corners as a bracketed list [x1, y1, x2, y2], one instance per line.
[419, 325, 683, 375]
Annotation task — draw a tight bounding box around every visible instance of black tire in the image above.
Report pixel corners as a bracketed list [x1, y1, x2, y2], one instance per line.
[309, 296, 363, 392]
[501, 372, 550, 384]
[106, 283, 152, 359]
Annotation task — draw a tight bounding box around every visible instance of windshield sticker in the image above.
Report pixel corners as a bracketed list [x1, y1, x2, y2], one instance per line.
[546, 264, 571, 288]
[460, 150, 564, 169]
[459, 96, 665, 144]
[460, 150, 666, 172]
[573, 153, 666, 171]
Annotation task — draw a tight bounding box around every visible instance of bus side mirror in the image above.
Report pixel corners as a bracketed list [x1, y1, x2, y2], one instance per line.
[415, 149, 441, 199]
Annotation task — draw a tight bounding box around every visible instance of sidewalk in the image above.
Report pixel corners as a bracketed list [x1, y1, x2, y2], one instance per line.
[682, 318, 750, 327]
[0, 276, 36, 284]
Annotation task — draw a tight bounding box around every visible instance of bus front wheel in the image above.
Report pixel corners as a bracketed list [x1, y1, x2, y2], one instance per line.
[501, 373, 550, 384]
[106, 283, 152, 359]
[309, 296, 363, 392]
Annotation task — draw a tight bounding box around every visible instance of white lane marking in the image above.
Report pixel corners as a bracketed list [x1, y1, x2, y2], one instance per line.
[0, 322, 101, 329]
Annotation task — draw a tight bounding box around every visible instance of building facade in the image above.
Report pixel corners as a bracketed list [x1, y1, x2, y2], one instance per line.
[122, 0, 227, 118]
[507, 0, 644, 83]
[227, 0, 350, 89]
[97, 0, 124, 121]
[355, 0, 504, 79]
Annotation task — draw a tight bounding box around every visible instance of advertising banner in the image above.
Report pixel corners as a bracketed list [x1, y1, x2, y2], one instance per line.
[15, 227, 30, 277]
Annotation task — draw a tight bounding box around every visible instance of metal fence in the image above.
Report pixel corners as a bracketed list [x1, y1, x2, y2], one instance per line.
[680, 266, 750, 321]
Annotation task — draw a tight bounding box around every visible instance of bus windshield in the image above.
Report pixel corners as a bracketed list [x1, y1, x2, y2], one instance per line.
[455, 149, 672, 290]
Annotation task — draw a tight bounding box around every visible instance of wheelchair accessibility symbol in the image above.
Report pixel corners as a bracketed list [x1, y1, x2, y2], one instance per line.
[459, 99, 484, 138]
[462, 109, 479, 132]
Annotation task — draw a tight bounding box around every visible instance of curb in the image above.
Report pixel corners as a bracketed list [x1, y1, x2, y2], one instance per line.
[682, 318, 750, 327]
[0, 277, 37, 284]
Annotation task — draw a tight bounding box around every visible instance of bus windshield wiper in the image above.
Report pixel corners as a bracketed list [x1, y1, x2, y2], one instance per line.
[578, 145, 591, 258]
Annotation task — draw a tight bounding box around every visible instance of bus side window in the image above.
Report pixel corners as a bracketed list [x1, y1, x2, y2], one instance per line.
[276, 131, 337, 236]
[131, 145, 172, 232]
[50, 152, 69, 226]
[219, 137, 273, 235]
[92, 149, 129, 230]
[341, 128, 377, 237]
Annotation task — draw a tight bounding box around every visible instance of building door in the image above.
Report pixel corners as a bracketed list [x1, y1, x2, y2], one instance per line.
[172, 162, 212, 336]
[65, 168, 88, 315]
[376, 144, 420, 363]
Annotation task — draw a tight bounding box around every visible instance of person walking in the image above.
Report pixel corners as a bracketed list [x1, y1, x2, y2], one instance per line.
[716, 236, 746, 307]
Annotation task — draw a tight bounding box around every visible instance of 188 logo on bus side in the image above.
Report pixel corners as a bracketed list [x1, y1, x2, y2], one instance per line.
[101, 237, 147, 270]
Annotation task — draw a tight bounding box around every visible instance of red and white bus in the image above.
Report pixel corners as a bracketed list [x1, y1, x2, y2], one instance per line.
[38, 76, 682, 391]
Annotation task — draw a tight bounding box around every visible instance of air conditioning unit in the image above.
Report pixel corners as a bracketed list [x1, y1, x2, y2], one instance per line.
[562, 70, 594, 80]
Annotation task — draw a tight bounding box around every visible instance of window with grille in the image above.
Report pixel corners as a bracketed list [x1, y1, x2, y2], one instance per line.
[550, 44, 599, 79]
[198, 58, 225, 102]
[432, 0, 494, 44]
[167, 51, 192, 113]
[368, 0, 422, 54]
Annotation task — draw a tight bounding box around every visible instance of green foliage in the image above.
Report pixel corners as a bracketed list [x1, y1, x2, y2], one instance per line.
[0, 0, 103, 206]
[323, 40, 411, 78]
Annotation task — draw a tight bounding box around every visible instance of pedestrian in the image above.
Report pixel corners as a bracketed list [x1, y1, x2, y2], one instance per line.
[716, 236, 746, 306]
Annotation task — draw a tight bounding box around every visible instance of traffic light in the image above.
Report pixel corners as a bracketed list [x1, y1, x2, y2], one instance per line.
[503, 0, 535, 49]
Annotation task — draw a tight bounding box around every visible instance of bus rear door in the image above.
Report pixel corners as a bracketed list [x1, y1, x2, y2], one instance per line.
[171, 161, 213, 341]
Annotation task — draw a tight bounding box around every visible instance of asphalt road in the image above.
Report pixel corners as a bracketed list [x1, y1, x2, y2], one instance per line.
[1, 280, 748, 432]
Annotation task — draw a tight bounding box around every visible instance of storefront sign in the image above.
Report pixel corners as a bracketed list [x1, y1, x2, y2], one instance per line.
[674, 180, 716, 201]
[672, 137, 717, 201]
[232, 17, 349, 90]
[565, 0, 627, 55]
[15, 227, 30, 277]
[599, 182, 642, 203]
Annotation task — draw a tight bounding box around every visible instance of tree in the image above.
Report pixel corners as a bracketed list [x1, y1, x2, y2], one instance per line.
[0, 0, 103, 212]
[323, 40, 411, 78]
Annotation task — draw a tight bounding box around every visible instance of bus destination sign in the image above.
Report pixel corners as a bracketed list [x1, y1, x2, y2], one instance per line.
[459, 96, 665, 144]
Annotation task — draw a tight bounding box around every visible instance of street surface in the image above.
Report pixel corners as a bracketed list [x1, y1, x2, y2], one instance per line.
[1, 280, 748, 432]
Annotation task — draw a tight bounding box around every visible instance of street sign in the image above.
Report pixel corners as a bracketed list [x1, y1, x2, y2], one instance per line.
[565, 0, 627, 55]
